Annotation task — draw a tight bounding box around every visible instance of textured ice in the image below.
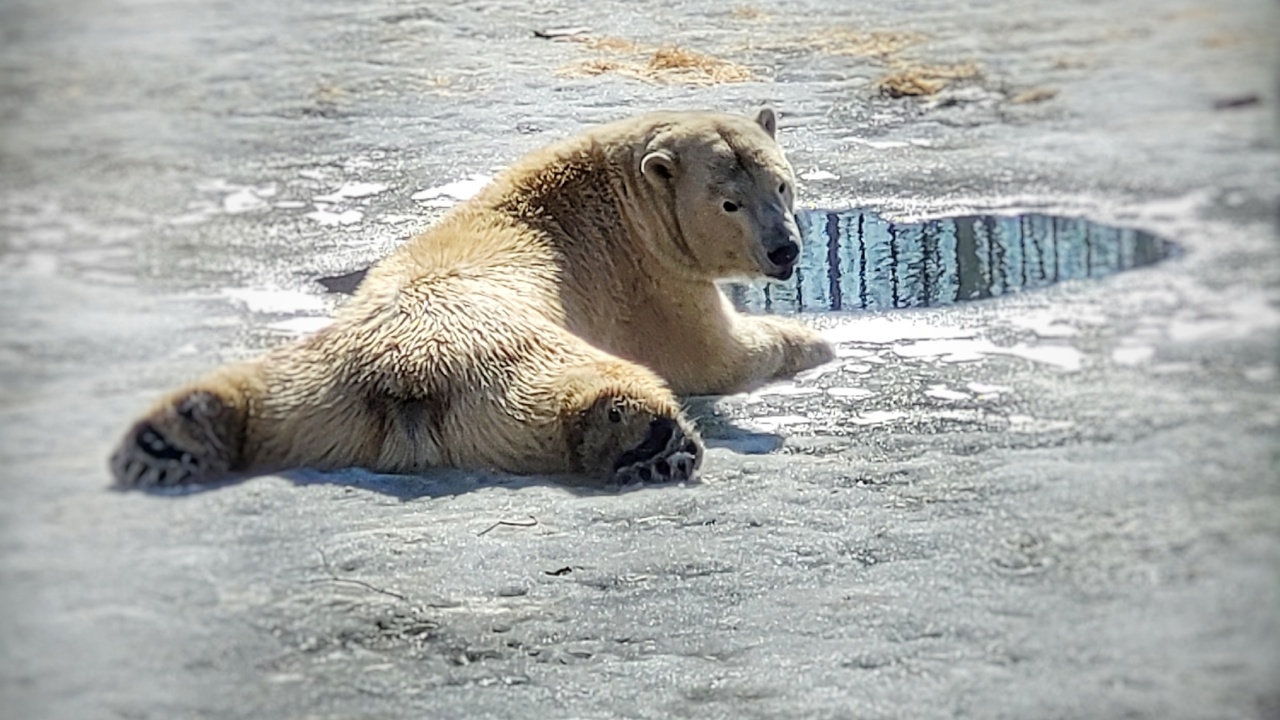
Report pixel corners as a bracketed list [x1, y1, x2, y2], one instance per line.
[892, 338, 997, 363]
[994, 344, 1084, 372]
[1011, 315, 1080, 338]
[892, 338, 1084, 371]
[849, 410, 908, 425]
[1008, 414, 1077, 433]
[222, 288, 327, 314]
[824, 319, 975, 346]
[795, 362, 842, 381]
[1243, 365, 1276, 383]
[842, 137, 911, 149]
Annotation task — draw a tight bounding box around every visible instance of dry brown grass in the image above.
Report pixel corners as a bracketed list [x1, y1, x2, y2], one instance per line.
[1162, 8, 1217, 22]
[570, 35, 644, 53]
[1202, 32, 1249, 48]
[560, 41, 756, 86]
[1051, 56, 1092, 70]
[314, 84, 347, 104]
[731, 6, 768, 21]
[736, 25, 981, 99]
[1009, 87, 1059, 104]
[809, 28, 924, 59]
[877, 62, 980, 97]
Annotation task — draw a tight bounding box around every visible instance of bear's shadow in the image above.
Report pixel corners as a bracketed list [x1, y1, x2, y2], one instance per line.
[138, 418, 784, 501]
[282, 425, 782, 500]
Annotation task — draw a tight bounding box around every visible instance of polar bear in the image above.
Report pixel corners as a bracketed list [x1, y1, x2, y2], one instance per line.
[110, 108, 835, 488]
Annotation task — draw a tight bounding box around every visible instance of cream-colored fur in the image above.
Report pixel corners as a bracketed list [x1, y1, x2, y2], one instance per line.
[110, 108, 834, 488]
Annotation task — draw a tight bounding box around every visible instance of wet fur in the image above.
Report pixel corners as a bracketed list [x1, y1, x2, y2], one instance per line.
[110, 109, 834, 488]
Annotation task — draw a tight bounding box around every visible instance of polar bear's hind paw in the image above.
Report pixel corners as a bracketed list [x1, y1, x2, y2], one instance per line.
[111, 421, 204, 488]
[608, 417, 702, 486]
[109, 390, 234, 489]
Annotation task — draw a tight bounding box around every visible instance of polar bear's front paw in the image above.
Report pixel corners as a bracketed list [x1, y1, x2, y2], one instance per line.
[778, 326, 836, 377]
[608, 417, 703, 486]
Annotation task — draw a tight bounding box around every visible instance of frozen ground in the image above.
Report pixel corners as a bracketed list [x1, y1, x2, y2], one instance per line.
[1, 1, 1278, 718]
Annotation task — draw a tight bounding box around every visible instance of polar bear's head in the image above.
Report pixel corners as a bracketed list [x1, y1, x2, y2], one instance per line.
[639, 109, 801, 281]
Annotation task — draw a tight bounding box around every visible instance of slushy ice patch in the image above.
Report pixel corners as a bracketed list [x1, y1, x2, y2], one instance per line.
[317, 210, 1174, 313]
[726, 210, 1173, 314]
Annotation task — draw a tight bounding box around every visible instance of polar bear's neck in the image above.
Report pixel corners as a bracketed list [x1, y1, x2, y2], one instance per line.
[481, 135, 699, 288]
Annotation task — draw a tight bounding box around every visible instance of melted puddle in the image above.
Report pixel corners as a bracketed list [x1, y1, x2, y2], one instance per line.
[316, 209, 1174, 311]
[728, 210, 1174, 314]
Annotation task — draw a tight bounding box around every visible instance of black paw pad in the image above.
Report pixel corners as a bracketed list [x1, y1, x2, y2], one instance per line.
[608, 418, 702, 487]
[135, 423, 194, 464]
[111, 421, 203, 488]
[611, 417, 677, 471]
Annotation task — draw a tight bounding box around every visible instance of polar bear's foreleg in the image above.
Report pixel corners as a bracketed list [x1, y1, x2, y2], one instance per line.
[683, 313, 834, 395]
[736, 314, 836, 382]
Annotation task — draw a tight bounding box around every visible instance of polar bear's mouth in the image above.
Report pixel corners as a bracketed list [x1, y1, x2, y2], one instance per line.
[765, 265, 795, 281]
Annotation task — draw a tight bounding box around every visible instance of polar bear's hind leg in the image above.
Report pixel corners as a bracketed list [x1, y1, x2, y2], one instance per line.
[551, 355, 703, 486]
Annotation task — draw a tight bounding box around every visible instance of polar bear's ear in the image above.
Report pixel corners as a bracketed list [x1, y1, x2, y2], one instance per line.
[755, 108, 777, 139]
[641, 150, 677, 182]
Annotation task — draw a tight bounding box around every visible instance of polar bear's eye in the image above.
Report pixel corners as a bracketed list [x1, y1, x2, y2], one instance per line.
[722, 201, 740, 213]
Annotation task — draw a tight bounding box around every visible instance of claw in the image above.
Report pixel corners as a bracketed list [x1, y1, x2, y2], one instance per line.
[110, 405, 211, 489]
[608, 416, 703, 486]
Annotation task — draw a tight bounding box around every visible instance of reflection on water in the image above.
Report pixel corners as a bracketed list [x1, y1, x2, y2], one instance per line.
[317, 210, 1174, 314]
[727, 210, 1173, 314]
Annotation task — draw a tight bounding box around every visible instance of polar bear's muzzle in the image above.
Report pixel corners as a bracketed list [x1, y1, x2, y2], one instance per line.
[761, 225, 802, 281]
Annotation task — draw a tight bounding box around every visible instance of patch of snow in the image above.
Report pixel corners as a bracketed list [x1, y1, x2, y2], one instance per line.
[223, 189, 269, 214]
[1111, 346, 1155, 366]
[1008, 415, 1076, 433]
[313, 181, 388, 203]
[799, 170, 839, 181]
[744, 415, 813, 432]
[924, 384, 971, 401]
[750, 384, 822, 398]
[222, 288, 326, 314]
[826, 387, 875, 400]
[842, 137, 910, 150]
[411, 175, 492, 204]
[267, 317, 334, 334]
[304, 208, 364, 226]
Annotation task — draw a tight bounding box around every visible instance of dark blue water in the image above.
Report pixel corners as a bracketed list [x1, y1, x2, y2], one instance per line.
[727, 210, 1174, 314]
[318, 210, 1174, 311]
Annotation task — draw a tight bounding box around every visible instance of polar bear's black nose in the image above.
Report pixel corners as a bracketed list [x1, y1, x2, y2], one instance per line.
[767, 242, 800, 268]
